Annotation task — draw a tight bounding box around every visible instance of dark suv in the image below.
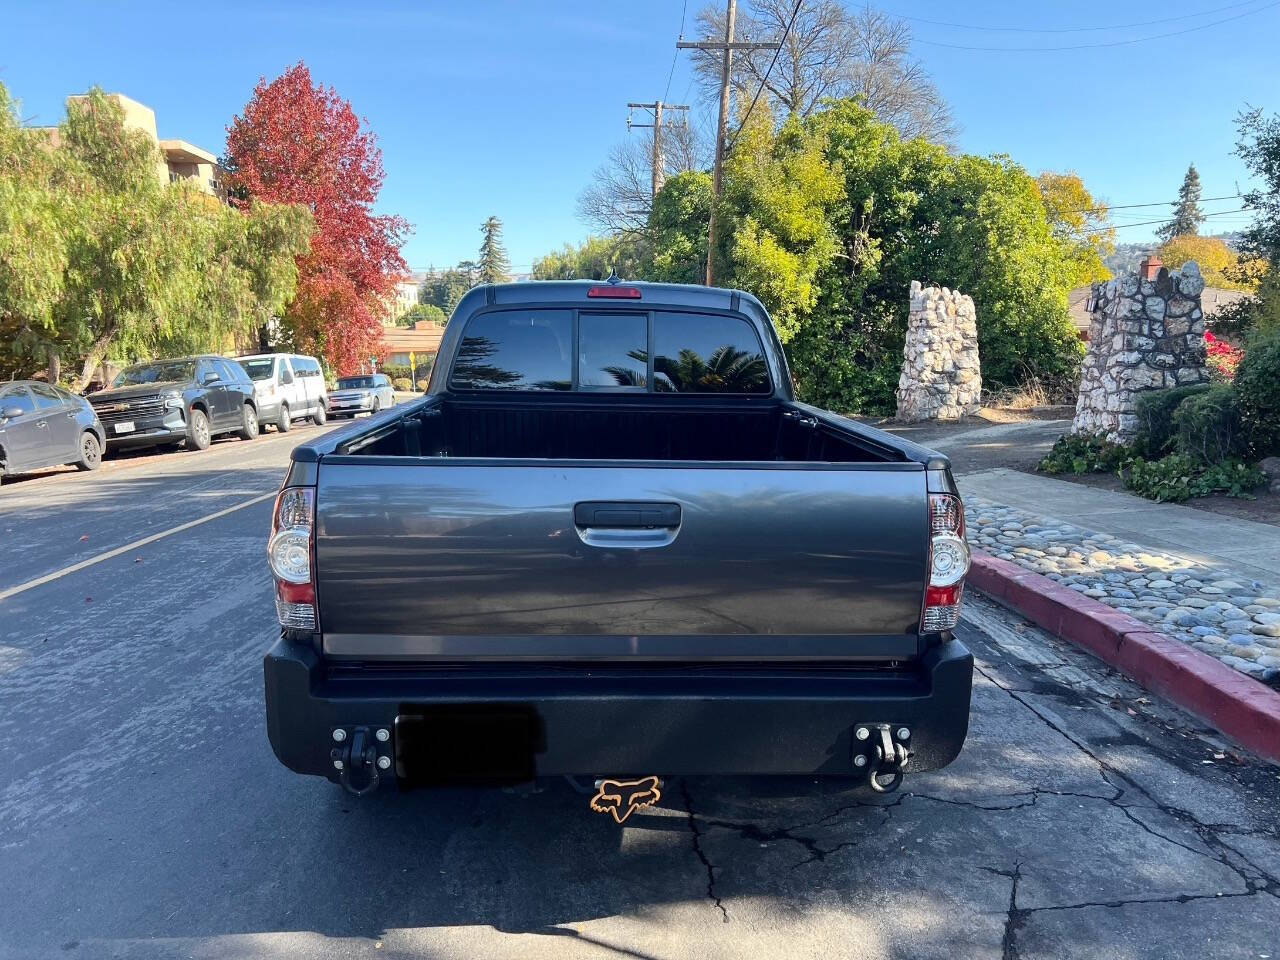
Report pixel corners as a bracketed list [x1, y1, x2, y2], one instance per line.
[89, 356, 260, 452]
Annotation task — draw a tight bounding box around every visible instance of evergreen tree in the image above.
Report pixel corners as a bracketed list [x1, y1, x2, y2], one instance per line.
[477, 216, 512, 284]
[1158, 164, 1206, 242]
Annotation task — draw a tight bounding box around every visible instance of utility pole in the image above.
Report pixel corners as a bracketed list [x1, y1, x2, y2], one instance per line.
[678, 1, 779, 285]
[627, 100, 689, 198]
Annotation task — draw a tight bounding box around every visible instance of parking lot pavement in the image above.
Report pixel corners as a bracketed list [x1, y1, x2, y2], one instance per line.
[1, 438, 1277, 959]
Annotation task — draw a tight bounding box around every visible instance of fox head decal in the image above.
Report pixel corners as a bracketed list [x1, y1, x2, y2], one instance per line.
[589, 776, 662, 824]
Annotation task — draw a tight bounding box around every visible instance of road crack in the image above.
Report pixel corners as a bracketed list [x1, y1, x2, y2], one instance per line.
[679, 780, 728, 923]
[974, 661, 1280, 902]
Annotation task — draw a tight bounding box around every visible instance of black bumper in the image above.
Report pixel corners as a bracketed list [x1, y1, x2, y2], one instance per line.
[263, 638, 973, 784]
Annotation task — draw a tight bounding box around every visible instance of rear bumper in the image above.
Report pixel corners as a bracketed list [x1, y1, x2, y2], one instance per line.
[264, 638, 973, 783]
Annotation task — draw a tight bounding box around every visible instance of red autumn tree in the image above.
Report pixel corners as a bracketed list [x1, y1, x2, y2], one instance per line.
[224, 62, 407, 374]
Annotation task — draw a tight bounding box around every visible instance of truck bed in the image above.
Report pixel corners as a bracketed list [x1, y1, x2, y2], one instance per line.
[330, 395, 917, 463]
[303, 396, 935, 662]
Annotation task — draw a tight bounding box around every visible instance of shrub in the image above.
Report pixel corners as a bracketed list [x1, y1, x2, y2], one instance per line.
[1204, 331, 1244, 381]
[1123, 454, 1266, 502]
[1039, 433, 1129, 475]
[415, 377, 430, 391]
[1193, 460, 1267, 498]
[1131, 384, 1211, 458]
[1236, 329, 1280, 459]
[1172, 384, 1242, 464]
[391, 377, 412, 391]
[1123, 454, 1198, 502]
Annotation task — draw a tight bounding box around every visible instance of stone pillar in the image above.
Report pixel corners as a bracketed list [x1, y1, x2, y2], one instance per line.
[1072, 260, 1209, 441]
[895, 281, 982, 422]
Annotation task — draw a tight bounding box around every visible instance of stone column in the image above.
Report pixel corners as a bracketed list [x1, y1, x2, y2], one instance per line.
[1072, 260, 1208, 441]
[895, 281, 982, 422]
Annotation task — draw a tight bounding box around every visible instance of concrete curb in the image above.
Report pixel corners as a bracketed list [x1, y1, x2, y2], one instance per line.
[968, 549, 1280, 764]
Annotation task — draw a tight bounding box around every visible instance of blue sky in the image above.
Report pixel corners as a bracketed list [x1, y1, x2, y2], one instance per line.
[4, 1, 1279, 272]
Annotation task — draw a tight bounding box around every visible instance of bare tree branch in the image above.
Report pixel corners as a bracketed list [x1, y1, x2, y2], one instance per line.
[689, 1, 956, 143]
[576, 124, 708, 235]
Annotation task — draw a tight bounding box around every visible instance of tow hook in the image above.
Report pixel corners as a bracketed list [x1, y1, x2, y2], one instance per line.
[330, 726, 391, 796]
[852, 723, 911, 794]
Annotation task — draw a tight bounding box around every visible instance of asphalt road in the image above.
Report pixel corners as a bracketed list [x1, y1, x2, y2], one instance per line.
[1, 427, 1278, 959]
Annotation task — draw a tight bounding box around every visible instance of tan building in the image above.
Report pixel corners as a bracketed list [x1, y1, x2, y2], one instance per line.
[390, 271, 428, 318]
[51, 92, 227, 200]
[377, 320, 445, 369]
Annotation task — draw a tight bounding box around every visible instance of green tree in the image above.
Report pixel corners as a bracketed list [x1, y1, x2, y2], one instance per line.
[1158, 164, 1206, 242]
[1035, 171, 1114, 287]
[0, 86, 312, 385]
[394, 302, 447, 327]
[0, 83, 75, 381]
[477, 216, 511, 284]
[641, 98, 1083, 413]
[421, 262, 477, 314]
[1215, 109, 1280, 336]
[532, 234, 644, 280]
[646, 171, 715, 285]
[57, 89, 195, 388]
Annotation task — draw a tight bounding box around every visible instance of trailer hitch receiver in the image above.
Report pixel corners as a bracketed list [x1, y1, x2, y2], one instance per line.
[330, 726, 390, 796]
[852, 723, 910, 793]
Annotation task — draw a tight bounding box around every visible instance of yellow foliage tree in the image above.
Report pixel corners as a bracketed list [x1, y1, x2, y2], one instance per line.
[1156, 234, 1265, 291]
[1035, 171, 1114, 287]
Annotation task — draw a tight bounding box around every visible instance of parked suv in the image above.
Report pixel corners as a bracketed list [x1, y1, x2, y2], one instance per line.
[0, 381, 105, 478]
[88, 356, 260, 452]
[327, 374, 395, 419]
[237, 353, 328, 432]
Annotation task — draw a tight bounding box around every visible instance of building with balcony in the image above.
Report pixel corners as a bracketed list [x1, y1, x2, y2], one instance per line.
[43, 92, 227, 200]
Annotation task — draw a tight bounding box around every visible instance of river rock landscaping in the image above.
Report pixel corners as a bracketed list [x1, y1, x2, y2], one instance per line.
[964, 494, 1280, 685]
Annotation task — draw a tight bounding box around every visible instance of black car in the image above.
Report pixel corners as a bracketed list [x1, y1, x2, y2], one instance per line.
[88, 356, 260, 452]
[0, 381, 106, 478]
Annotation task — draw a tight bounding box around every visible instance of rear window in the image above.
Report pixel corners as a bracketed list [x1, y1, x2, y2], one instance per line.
[450, 310, 572, 391]
[579, 313, 646, 388]
[449, 308, 771, 394]
[652, 312, 770, 394]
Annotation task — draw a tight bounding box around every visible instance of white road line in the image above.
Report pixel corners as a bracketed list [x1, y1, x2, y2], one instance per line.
[0, 491, 277, 602]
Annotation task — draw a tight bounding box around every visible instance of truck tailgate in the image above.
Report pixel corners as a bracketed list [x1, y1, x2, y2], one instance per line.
[314, 460, 929, 661]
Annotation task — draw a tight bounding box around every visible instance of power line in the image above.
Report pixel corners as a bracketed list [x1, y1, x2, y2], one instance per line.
[1085, 208, 1250, 233]
[889, 0, 1267, 34]
[912, 0, 1280, 52]
[662, 0, 689, 102]
[1065, 193, 1242, 215]
[725, 0, 803, 155]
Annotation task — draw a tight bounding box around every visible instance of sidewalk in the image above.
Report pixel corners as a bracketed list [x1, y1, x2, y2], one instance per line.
[956, 468, 1280, 685]
[960, 468, 1280, 589]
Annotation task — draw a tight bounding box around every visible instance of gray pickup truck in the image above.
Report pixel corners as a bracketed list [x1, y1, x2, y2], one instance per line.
[264, 279, 973, 802]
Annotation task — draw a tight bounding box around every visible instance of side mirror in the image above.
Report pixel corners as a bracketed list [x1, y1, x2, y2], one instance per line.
[203, 371, 221, 385]
[2, 406, 23, 420]
[280, 370, 294, 385]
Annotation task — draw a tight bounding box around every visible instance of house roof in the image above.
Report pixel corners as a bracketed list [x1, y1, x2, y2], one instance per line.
[380, 323, 444, 354]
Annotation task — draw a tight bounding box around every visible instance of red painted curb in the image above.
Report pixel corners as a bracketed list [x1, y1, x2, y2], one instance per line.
[968, 549, 1280, 764]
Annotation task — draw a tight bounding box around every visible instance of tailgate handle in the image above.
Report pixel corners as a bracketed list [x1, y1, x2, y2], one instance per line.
[574, 501, 681, 529]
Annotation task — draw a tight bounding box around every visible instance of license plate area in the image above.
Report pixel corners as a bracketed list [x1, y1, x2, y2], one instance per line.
[394, 706, 543, 786]
[114, 421, 136, 434]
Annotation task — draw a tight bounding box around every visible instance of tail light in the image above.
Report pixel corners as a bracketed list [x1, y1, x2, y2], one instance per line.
[268, 487, 317, 630]
[922, 493, 970, 632]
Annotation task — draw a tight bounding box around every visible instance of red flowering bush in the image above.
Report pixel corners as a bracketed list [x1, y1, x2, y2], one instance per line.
[1204, 331, 1245, 380]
